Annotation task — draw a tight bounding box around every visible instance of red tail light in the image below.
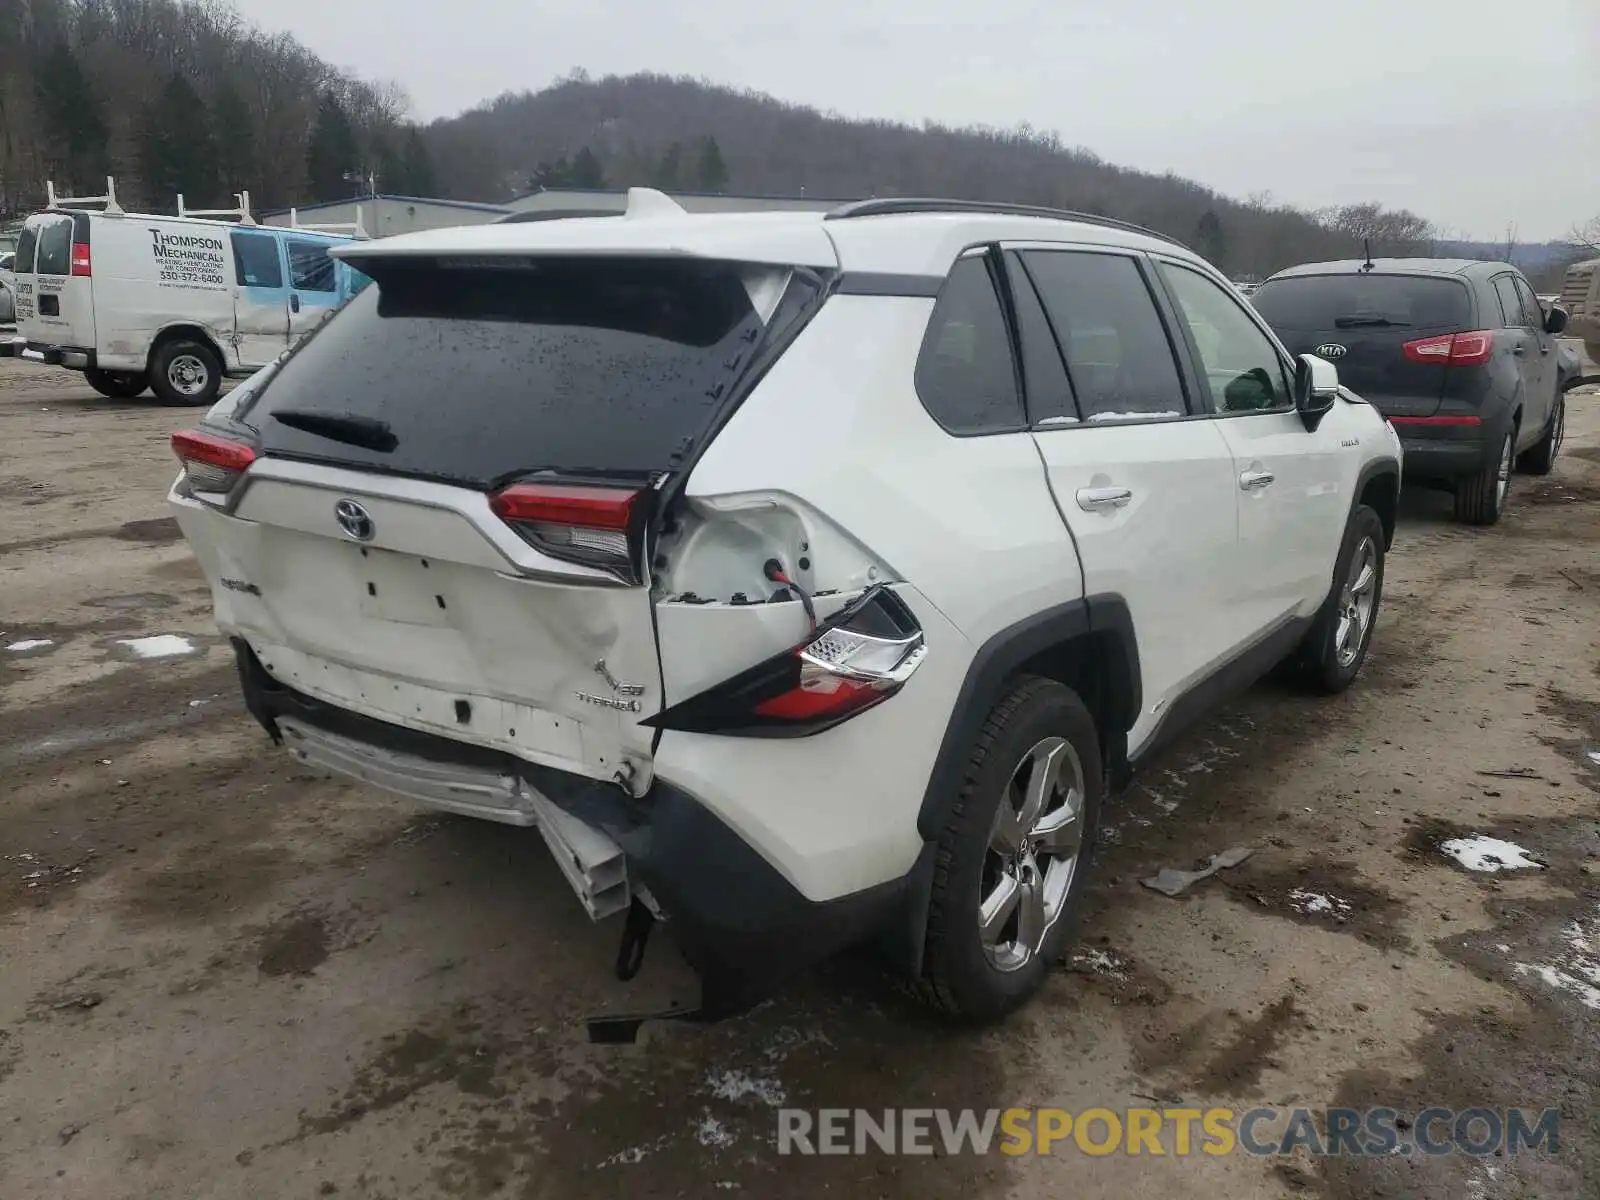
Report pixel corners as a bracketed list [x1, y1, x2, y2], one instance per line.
[70, 242, 91, 277]
[490, 482, 645, 582]
[172, 428, 256, 497]
[647, 586, 927, 737]
[1402, 330, 1494, 367]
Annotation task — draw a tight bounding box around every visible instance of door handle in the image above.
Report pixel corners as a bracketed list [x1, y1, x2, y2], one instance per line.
[1239, 469, 1275, 491]
[1512, 344, 1524, 356]
[289, 294, 301, 313]
[1076, 486, 1133, 512]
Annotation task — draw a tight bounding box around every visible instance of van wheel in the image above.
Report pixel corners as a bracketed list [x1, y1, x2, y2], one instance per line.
[150, 339, 222, 407]
[84, 368, 149, 399]
[914, 676, 1102, 1022]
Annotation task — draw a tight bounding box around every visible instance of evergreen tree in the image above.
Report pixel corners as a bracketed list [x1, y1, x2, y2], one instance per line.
[528, 157, 572, 190]
[34, 41, 108, 191]
[398, 127, 437, 196]
[1195, 209, 1227, 269]
[210, 76, 255, 201]
[652, 141, 683, 191]
[569, 145, 605, 189]
[696, 135, 728, 192]
[138, 73, 215, 208]
[306, 91, 360, 200]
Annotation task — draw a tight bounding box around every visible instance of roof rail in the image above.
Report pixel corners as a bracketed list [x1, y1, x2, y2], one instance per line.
[823, 197, 1187, 249]
[46, 177, 124, 215]
[286, 207, 369, 239]
[178, 190, 257, 225]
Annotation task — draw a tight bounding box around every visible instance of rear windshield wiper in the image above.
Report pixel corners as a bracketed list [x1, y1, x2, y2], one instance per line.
[1333, 315, 1410, 328]
[271, 409, 398, 452]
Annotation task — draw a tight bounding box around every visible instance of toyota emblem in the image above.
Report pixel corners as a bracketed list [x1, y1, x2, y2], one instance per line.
[1314, 343, 1348, 360]
[334, 499, 375, 542]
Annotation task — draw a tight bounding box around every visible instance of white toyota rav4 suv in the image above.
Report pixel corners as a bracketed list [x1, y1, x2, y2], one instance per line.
[169, 191, 1401, 1030]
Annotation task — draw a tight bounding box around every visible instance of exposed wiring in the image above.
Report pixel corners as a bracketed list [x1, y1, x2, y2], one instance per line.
[764, 558, 816, 631]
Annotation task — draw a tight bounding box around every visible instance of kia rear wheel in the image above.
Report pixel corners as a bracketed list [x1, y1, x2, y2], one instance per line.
[1454, 429, 1513, 526]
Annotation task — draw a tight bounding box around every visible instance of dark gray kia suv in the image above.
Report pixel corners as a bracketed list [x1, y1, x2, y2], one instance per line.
[1253, 259, 1569, 525]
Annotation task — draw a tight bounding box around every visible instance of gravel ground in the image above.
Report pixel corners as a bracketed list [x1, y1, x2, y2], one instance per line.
[3, 358, 1600, 1199]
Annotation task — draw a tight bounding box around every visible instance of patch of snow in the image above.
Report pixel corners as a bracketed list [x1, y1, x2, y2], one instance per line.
[596, 1135, 671, 1168]
[1036, 415, 1079, 426]
[694, 1113, 736, 1149]
[1513, 908, 1600, 1010]
[1289, 889, 1352, 920]
[116, 634, 196, 660]
[706, 1069, 787, 1108]
[1086, 410, 1182, 421]
[5, 638, 53, 652]
[1440, 835, 1543, 873]
[1586, 749, 1600, 766]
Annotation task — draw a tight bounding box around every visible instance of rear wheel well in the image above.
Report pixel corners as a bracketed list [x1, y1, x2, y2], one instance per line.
[148, 325, 225, 371]
[1358, 470, 1399, 549]
[1011, 632, 1135, 784]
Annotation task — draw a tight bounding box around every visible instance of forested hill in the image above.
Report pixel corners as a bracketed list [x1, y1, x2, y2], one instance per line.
[6, 2, 1446, 279]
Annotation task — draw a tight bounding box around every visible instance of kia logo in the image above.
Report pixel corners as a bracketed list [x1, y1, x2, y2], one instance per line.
[334, 499, 375, 542]
[1314, 343, 1348, 360]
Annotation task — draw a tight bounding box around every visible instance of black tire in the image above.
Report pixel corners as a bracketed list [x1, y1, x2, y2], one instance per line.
[1292, 505, 1386, 694]
[1453, 427, 1514, 526]
[149, 338, 222, 407]
[915, 676, 1102, 1022]
[83, 367, 149, 399]
[1516, 395, 1563, 476]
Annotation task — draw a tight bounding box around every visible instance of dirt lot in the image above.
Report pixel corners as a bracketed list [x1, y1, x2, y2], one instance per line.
[3, 359, 1600, 1200]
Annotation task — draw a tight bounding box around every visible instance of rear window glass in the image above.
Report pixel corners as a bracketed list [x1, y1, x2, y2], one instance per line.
[34, 216, 72, 276]
[13, 226, 37, 274]
[1252, 274, 1471, 331]
[287, 240, 336, 292]
[241, 258, 774, 487]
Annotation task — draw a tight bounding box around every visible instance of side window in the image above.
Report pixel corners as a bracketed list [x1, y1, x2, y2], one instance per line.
[34, 216, 72, 276]
[286, 240, 337, 293]
[231, 231, 284, 289]
[1020, 249, 1187, 420]
[913, 252, 1025, 434]
[1513, 278, 1544, 331]
[1159, 262, 1291, 413]
[1492, 276, 1524, 327]
[14, 225, 38, 274]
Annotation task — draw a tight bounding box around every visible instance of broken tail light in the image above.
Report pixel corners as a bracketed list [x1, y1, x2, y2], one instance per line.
[172, 428, 256, 500]
[646, 585, 927, 737]
[489, 481, 648, 584]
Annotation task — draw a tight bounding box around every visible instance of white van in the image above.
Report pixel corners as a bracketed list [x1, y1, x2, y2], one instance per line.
[2, 181, 371, 405]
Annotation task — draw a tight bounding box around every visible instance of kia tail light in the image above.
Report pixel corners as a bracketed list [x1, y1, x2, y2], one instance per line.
[1402, 330, 1494, 367]
[646, 585, 927, 737]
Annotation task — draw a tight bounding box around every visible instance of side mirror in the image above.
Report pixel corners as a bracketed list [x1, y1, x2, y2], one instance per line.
[1294, 353, 1339, 432]
[1544, 305, 1569, 336]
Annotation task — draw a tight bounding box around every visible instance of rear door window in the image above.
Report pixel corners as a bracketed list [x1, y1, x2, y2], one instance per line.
[13, 225, 37, 274]
[286, 240, 337, 293]
[33, 216, 72, 277]
[241, 256, 784, 487]
[1251, 274, 1472, 333]
[232, 231, 284, 289]
[1492, 276, 1526, 327]
[1513, 277, 1544, 330]
[913, 252, 1025, 434]
[1019, 249, 1188, 420]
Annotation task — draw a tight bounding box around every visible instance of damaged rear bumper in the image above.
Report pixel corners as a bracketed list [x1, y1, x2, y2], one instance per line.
[232, 639, 920, 1015]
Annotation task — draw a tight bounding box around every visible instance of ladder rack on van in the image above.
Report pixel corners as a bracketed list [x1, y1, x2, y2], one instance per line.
[286, 208, 369, 240]
[178, 191, 258, 226]
[45, 178, 124, 215]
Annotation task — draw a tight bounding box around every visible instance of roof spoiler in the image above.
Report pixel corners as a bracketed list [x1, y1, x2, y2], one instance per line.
[46, 177, 124, 215]
[178, 191, 257, 226]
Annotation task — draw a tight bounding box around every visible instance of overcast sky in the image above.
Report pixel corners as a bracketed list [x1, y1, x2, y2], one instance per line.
[232, 0, 1597, 241]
